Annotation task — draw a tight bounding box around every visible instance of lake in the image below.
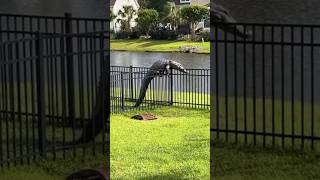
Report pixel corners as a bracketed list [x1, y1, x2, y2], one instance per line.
[111, 51, 210, 69]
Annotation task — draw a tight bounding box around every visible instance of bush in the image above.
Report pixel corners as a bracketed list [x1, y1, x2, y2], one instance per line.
[199, 30, 210, 41]
[114, 31, 131, 39]
[150, 30, 179, 40]
[177, 30, 210, 42]
[114, 30, 141, 39]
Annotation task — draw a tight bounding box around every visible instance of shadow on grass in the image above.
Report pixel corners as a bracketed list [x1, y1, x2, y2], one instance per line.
[136, 40, 184, 48]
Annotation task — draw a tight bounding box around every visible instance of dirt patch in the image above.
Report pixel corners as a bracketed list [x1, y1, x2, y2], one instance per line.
[131, 113, 158, 121]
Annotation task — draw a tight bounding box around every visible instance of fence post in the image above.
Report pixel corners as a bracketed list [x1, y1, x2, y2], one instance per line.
[121, 72, 124, 110]
[35, 32, 46, 157]
[170, 69, 173, 105]
[64, 12, 75, 126]
[129, 66, 133, 101]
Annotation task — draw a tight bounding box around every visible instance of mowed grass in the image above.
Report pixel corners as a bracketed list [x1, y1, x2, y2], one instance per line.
[110, 107, 210, 179]
[212, 96, 320, 150]
[213, 142, 320, 180]
[0, 153, 107, 180]
[110, 39, 210, 54]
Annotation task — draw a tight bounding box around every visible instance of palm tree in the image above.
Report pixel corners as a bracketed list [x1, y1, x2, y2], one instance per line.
[163, 3, 180, 30]
[110, 8, 117, 32]
[117, 5, 136, 32]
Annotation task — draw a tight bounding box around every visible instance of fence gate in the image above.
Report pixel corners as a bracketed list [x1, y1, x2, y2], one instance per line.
[0, 13, 109, 167]
[211, 22, 320, 151]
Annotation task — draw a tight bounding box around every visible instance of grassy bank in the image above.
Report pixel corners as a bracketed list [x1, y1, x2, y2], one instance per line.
[110, 107, 210, 179]
[110, 39, 210, 54]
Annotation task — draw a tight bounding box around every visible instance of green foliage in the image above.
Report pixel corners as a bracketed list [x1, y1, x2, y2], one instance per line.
[150, 30, 179, 40]
[143, 0, 172, 19]
[179, 5, 209, 35]
[117, 5, 137, 32]
[162, 3, 180, 30]
[136, 9, 159, 35]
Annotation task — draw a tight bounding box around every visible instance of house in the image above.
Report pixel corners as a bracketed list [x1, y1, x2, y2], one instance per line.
[111, 0, 140, 32]
[174, 0, 210, 31]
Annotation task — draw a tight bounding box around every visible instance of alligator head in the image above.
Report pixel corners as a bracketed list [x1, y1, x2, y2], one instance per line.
[169, 60, 188, 74]
[211, 3, 252, 38]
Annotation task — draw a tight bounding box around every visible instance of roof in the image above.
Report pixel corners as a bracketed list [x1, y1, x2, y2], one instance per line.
[191, 0, 210, 5]
[175, 0, 209, 6]
[111, 0, 140, 8]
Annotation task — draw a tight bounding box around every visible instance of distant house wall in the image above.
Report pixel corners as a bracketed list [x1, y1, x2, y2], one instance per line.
[111, 0, 140, 32]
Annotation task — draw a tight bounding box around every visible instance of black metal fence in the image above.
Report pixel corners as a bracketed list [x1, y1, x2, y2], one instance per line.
[0, 13, 109, 167]
[111, 66, 210, 113]
[211, 22, 320, 151]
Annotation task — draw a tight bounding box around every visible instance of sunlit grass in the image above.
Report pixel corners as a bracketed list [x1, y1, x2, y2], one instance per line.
[110, 106, 210, 179]
[111, 39, 210, 54]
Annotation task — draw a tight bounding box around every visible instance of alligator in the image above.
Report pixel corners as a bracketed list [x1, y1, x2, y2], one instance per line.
[211, 2, 252, 38]
[134, 60, 187, 108]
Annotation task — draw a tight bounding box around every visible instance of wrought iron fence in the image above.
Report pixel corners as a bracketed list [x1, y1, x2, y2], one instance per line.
[211, 22, 320, 151]
[0, 13, 108, 41]
[0, 13, 109, 168]
[111, 66, 210, 113]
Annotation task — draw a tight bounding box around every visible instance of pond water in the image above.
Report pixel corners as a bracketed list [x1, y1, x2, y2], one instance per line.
[111, 51, 210, 69]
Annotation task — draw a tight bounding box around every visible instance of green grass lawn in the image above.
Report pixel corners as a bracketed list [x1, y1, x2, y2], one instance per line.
[110, 107, 210, 179]
[214, 142, 320, 180]
[110, 39, 210, 54]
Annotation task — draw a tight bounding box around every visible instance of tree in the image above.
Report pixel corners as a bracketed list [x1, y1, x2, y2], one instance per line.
[143, 0, 172, 20]
[117, 5, 137, 32]
[179, 5, 209, 36]
[136, 9, 159, 36]
[110, 8, 117, 32]
[163, 3, 180, 30]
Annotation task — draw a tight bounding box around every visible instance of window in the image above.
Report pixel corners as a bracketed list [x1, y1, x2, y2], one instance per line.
[180, 0, 191, 3]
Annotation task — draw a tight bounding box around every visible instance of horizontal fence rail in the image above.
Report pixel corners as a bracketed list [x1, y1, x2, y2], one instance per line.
[0, 13, 109, 168]
[0, 13, 109, 42]
[211, 22, 320, 151]
[111, 66, 210, 113]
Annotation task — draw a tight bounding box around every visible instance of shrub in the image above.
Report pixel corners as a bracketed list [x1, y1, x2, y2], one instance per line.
[114, 30, 141, 39]
[114, 31, 131, 39]
[150, 30, 179, 40]
[199, 30, 210, 41]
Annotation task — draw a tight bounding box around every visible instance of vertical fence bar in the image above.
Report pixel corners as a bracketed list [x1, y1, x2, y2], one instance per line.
[262, 25, 266, 147]
[215, 25, 219, 140]
[243, 25, 248, 144]
[65, 13, 75, 129]
[271, 25, 275, 147]
[281, 26, 285, 148]
[300, 26, 304, 149]
[121, 72, 124, 110]
[170, 68, 173, 105]
[36, 32, 46, 157]
[291, 26, 295, 148]
[129, 65, 133, 101]
[234, 24, 238, 144]
[310, 27, 314, 150]
[224, 29, 229, 142]
[252, 25, 257, 145]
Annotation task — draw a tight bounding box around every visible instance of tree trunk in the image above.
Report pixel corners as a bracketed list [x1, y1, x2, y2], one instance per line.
[190, 22, 196, 37]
